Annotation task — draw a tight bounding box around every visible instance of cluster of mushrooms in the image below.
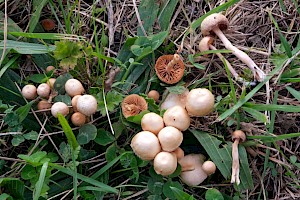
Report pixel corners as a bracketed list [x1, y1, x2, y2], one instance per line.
[21, 66, 97, 126]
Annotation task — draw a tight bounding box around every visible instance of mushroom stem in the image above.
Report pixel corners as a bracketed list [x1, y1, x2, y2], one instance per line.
[231, 138, 240, 185]
[166, 54, 180, 71]
[208, 44, 239, 79]
[213, 27, 265, 82]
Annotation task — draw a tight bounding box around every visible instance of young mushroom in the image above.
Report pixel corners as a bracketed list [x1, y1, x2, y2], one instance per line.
[201, 13, 265, 82]
[141, 112, 164, 135]
[71, 112, 86, 126]
[163, 105, 190, 131]
[77, 95, 98, 116]
[160, 88, 189, 110]
[231, 130, 246, 185]
[121, 94, 148, 118]
[158, 126, 183, 152]
[155, 54, 185, 84]
[178, 154, 208, 186]
[130, 131, 161, 161]
[154, 151, 178, 176]
[172, 147, 185, 160]
[185, 88, 214, 117]
[41, 19, 56, 31]
[21, 84, 37, 100]
[37, 83, 51, 99]
[147, 90, 160, 102]
[51, 102, 69, 117]
[202, 160, 217, 175]
[37, 100, 52, 111]
[65, 79, 85, 97]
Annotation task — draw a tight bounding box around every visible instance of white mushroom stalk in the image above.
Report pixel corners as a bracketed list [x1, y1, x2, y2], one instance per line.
[201, 13, 266, 82]
[231, 130, 246, 185]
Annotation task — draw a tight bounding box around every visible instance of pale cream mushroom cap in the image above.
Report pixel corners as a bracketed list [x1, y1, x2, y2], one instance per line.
[201, 13, 229, 36]
[163, 105, 190, 131]
[185, 88, 214, 117]
[65, 78, 85, 97]
[154, 151, 178, 176]
[22, 85, 37, 100]
[202, 161, 217, 175]
[160, 88, 189, 110]
[37, 83, 51, 98]
[51, 102, 69, 118]
[141, 112, 164, 135]
[131, 131, 161, 161]
[71, 95, 81, 112]
[158, 126, 183, 152]
[77, 95, 97, 116]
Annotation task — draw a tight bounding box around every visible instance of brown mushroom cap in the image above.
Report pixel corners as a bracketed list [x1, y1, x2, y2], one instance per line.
[201, 13, 229, 36]
[121, 94, 148, 118]
[155, 54, 185, 84]
[198, 36, 214, 52]
[147, 90, 160, 102]
[232, 130, 246, 142]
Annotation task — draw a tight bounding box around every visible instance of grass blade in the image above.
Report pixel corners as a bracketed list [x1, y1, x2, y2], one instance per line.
[286, 86, 300, 102]
[243, 103, 300, 112]
[29, 0, 48, 33]
[33, 162, 48, 200]
[57, 113, 79, 150]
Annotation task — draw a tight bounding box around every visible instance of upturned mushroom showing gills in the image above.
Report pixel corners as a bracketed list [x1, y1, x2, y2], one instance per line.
[201, 13, 265, 82]
[121, 94, 148, 118]
[155, 54, 185, 84]
[231, 130, 246, 185]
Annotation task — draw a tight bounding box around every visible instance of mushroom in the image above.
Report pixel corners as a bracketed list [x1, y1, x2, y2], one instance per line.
[47, 78, 56, 89]
[121, 94, 148, 118]
[51, 102, 69, 117]
[37, 83, 51, 99]
[160, 88, 189, 110]
[202, 160, 216, 175]
[154, 151, 178, 176]
[40, 19, 56, 31]
[172, 147, 184, 159]
[130, 131, 161, 161]
[141, 112, 164, 135]
[231, 130, 246, 185]
[71, 112, 86, 126]
[147, 90, 160, 102]
[158, 126, 183, 152]
[163, 105, 190, 131]
[37, 100, 52, 111]
[65, 79, 85, 97]
[21, 84, 37, 100]
[77, 95, 98, 116]
[46, 65, 55, 72]
[71, 95, 81, 112]
[155, 54, 185, 84]
[201, 13, 265, 82]
[178, 154, 208, 186]
[185, 88, 214, 117]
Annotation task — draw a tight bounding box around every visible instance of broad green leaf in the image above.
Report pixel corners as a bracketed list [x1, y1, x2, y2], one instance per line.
[147, 178, 163, 195]
[286, 86, 300, 102]
[23, 131, 38, 140]
[191, 130, 254, 190]
[105, 143, 118, 162]
[166, 85, 187, 94]
[242, 107, 267, 123]
[205, 188, 224, 200]
[18, 151, 48, 167]
[28, 73, 49, 83]
[57, 113, 79, 150]
[163, 181, 183, 200]
[137, 0, 159, 36]
[96, 90, 123, 116]
[33, 162, 48, 200]
[21, 165, 36, 180]
[169, 187, 195, 200]
[126, 110, 150, 124]
[49, 163, 118, 194]
[54, 73, 73, 94]
[158, 0, 179, 31]
[77, 124, 97, 145]
[95, 129, 115, 146]
[0, 193, 13, 200]
[0, 11, 23, 33]
[11, 135, 25, 146]
[0, 40, 55, 54]
[16, 101, 34, 123]
[0, 178, 25, 200]
[0, 55, 20, 79]
[54, 94, 72, 106]
[29, 0, 48, 33]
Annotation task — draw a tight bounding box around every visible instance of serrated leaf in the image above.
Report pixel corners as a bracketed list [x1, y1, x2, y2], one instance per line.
[205, 188, 224, 200]
[11, 135, 25, 146]
[77, 124, 97, 145]
[242, 107, 267, 123]
[59, 142, 72, 163]
[23, 131, 38, 140]
[191, 130, 254, 190]
[94, 129, 115, 146]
